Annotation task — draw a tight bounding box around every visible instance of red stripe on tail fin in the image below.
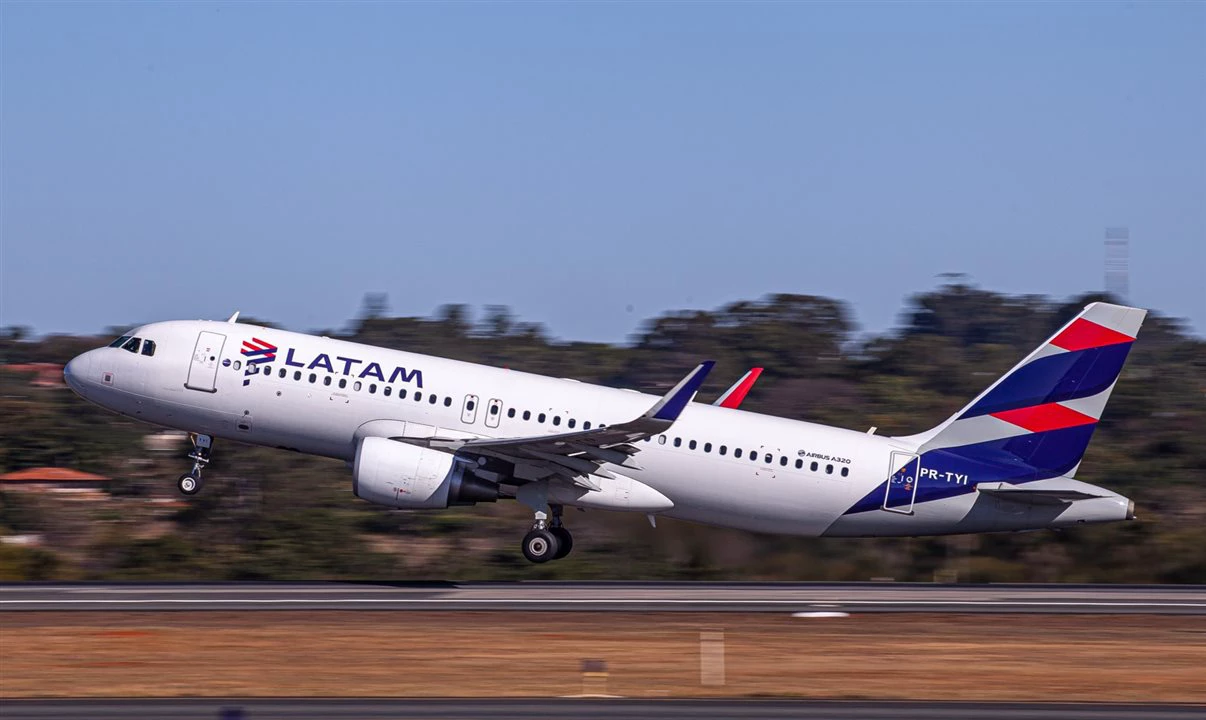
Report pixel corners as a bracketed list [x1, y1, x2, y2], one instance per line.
[1050, 318, 1134, 352]
[990, 403, 1097, 433]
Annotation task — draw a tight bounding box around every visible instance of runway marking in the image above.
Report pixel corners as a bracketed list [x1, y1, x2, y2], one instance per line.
[3, 599, 1206, 608]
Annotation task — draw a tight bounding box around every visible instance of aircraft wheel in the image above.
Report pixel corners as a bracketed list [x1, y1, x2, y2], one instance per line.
[522, 529, 560, 563]
[551, 527, 574, 559]
[177, 474, 201, 496]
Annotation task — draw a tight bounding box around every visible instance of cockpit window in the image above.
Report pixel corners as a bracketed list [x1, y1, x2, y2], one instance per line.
[109, 335, 131, 348]
[121, 337, 141, 354]
[141, 339, 156, 357]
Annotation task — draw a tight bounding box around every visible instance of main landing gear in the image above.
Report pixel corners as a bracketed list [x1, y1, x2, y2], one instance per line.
[521, 503, 574, 563]
[177, 433, 213, 496]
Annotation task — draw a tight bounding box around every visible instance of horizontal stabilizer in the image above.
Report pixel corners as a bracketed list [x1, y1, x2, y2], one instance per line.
[977, 482, 1107, 506]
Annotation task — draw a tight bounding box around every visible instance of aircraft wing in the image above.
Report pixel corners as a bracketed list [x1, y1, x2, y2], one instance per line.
[713, 367, 763, 408]
[408, 362, 715, 490]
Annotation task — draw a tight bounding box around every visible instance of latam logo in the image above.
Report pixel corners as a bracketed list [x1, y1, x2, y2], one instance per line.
[241, 338, 278, 386]
[240, 338, 424, 389]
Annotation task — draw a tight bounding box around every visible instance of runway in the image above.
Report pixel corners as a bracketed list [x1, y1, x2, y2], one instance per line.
[2, 582, 1205, 613]
[0, 699, 1202, 720]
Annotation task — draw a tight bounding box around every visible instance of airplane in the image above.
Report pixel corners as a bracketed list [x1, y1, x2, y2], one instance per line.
[63, 302, 1144, 563]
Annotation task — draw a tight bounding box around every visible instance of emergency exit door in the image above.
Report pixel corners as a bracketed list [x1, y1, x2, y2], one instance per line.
[185, 331, 226, 393]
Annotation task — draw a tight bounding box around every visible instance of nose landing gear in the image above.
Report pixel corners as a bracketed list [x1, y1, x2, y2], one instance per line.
[177, 433, 213, 496]
[520, 503, 574, 563]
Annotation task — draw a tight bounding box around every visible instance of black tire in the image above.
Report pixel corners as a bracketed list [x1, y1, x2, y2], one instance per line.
[177, 474, 201, 496]
[551, 527, 574, 559]
[521, 529, 560, 563]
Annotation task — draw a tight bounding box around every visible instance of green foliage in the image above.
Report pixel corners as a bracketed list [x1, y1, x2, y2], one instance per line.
[2, 284, 1203, 582]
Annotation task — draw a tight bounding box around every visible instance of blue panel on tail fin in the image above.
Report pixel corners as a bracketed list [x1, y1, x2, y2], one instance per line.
[960, 343, 1132, 419]
[842, 424, 1099, 515]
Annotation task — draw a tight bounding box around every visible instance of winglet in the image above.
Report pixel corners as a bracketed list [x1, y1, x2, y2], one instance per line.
[646, 361, 715, 422]
[227, 311, 241, 324]
[714, 367, 763, 408]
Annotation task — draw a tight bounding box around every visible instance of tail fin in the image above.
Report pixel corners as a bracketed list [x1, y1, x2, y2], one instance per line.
[897, 302, 1146, 479]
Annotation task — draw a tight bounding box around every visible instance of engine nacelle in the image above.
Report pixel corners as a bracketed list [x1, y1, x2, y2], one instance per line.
[353, 437, 498, 509]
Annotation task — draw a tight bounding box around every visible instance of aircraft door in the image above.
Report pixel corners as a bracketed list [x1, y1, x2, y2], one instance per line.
[461, 394, 479, 424]
[882, 451, 920, 515]
[185, 331, 226, 393]
[485, 398, 503, 428]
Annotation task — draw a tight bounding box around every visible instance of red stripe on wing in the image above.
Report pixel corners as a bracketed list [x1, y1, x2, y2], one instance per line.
[1050, 318, 1133, 352]
[719, 368, 763, 409]
[990, 403, 1097, 433]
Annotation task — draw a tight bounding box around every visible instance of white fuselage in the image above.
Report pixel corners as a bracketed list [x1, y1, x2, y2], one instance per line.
[64, 319, 1132, 538]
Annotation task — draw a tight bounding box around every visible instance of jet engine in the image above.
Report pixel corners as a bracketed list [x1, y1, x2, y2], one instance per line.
[353, 437, 498, 509]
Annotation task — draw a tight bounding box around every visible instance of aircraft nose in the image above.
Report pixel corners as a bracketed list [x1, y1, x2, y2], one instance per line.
[63, 352, 93, 396]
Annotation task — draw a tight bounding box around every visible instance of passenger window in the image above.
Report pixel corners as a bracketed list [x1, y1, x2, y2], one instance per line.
[719, 445, 727, 456]
[309, 373, 316, 383]
[264, 365, 273, 375]
[735, 448, 743, 458]
[507, 408, 516, 418]
[673, 437, 682, 447]
[324, 376, 332, 386]
[234, 361, 242, 371]
[811, 461, 819, 472]
[353, 381, 362, 391]
[429, 394, 437, 404]
[141, 340, 156, 357]
[567, 418, 575, 428]
[689, 440, 697, 450]
[841, 466, 849, 477]
[445, 397, 452, 407]
[779, 456, 787, 466]
[538, 413, 546, 423]
[338, 378, 347, 389]
[751, 453, 759, 462]
[704, 442, 712, 453]
[399, 389, 407, 399]
[491, 405, 500, 415]
[826, 464, 834, 474]
[369, 383, 377, 394]
[122, 337, 141, 353]
[277, 368, 284, 378]
[415, 392, 422, 402]
[583, 421, 591, 430]
[795, 459, 803, 469]
[658, 435, 666, 445]
[384, 386, 392, 397]
[523, 410, 531, 421]
[552, 416, 561, 426]
[764, 453, 772, 463]
[294, 371, 301, 380]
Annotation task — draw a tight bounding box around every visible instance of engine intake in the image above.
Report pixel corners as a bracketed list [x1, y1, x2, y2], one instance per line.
[353, 437, 498, 509]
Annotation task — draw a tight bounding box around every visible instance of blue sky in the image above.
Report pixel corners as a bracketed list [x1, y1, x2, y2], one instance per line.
[2, 1, 1203, 341]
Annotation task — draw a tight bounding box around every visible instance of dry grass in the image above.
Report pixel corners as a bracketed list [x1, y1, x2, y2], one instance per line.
[1, 611, 1204, 700]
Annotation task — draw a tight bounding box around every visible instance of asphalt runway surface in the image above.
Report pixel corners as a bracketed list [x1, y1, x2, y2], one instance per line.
[1, 699, 1203, 720]
[2, 582, 1205, 614]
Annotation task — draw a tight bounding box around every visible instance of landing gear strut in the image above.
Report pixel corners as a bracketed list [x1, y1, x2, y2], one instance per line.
[177, 433, 213, 496]
[521, 503, 574, 563]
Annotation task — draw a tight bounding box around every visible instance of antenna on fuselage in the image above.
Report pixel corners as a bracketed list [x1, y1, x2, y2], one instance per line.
[226, 311, 241, 324]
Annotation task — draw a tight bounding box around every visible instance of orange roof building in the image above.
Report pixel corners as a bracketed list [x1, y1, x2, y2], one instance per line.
[0, 467, 110, 494]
